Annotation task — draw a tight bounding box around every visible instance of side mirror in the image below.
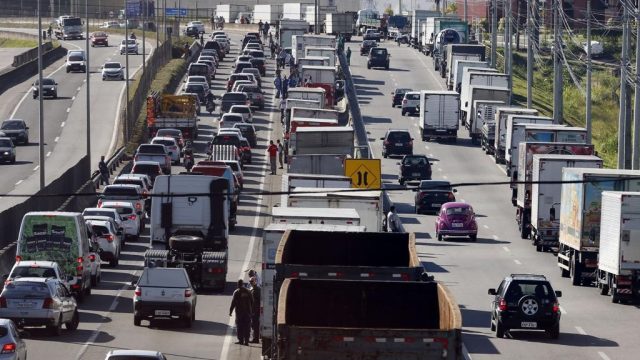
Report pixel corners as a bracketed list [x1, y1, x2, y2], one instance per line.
[1, 274, 8, 281]
[379, 137, 385, 140]
[55, 83, 58, 85]
[488, 288, 497, 295]
[130, 280, 137, 287]
[25, 127, 29, 129]
[453, 189, 457, 193]
[555, 290, 562, 298]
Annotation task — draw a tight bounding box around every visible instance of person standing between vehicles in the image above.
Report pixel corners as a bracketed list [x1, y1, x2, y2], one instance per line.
[282, 75, 289, 99]
[249, 277, 261, 343]
[346, 47, 352, 66]
[47, 25, 52, 39]
[247, 269, 262, 286]
[277, 139, 284, 169]
[387, 205, 400, 232]
[270, 41, 276, 59]
[279, 99, 286, 124]
[98, 156, 109, 186]
[267, 140, 278, 175]
[199, 33, 204, 47]
[229, 279, 253, 346]
[274, 75, 282, 98]
[258, 20, 264, 34]
[264, 22, 270, 39]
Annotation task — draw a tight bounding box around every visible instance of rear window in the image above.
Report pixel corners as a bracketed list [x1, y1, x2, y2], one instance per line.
[137, 145, 165, 154]
[102, 206, 133, 215]
[222, 115, 243, 122]
[157, 129, 181, 137]
[113, 179, 144, 188]
[213, 135, 240, 146]
[371, 49, 386, 56]
[83, 210, 117, 219]
[231, 75, 250, 81]
[505, 281, 555, 302]
[0, 327, 7, 338]
[387, 131, 411, 142]
[91, 225, 110, 236]
[445, 207, 471, 216]
[133, 164, 160, 174]
[139, 268, 189, 287]
[2, 282, 51, 298]
[231, 107, 250, 113]
[222, 93, 247, 101]
[152, 139, 175, 147]
[10, 266, 56, 278]
[405, 93, 420, 100]
[103, 187, 138, 197]
[243, 86, 260, 93]
[419, 181, 452, 190]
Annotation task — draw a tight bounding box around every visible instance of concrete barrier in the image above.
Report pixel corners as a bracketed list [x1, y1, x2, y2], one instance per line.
[0, 45, 66, 96]
[12, 42, 53, 67]
[0, 30, 39, 40]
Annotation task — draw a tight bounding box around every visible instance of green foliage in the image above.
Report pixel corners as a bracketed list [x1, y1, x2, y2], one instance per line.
[384, 6, 394, 16]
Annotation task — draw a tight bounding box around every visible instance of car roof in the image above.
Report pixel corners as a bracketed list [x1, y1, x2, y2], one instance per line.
[133, 160, 161, 166]
[387, 129, 411, 134]
[100, 201, 135, 208]
[84, 207, 118, 212]
[116, 174, 151, 181]
[441, 202, 470, 209]
[151, 136, 176, 143]
[11, 277, 52, 284]
[104, 184, 139, 190]
[508, 274, 549, 281]
[86, 219, 112, 226]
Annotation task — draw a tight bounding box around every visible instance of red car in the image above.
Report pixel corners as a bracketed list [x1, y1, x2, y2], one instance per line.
[90, 31, 109, 47]
[435, 202, 478, 242]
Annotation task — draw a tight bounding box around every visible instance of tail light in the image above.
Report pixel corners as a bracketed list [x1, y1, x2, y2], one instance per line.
[134, 286, 141, 297]
[15, 256, 21, 262]
[129, 214, 137, 221]
[76, 257, 84, 274]
[185, 289, 193, 298]
[207, 268, 225, 274]
[89, 254, 96, 262]
[97, 199, 103, 207]
[0, 297, 6, 308]
[104, 234, 114, 242]
[383, 140, 389, 146]
[1, 343, 16, 354]
[42, 297, 53, 309]
[498, 298, 507, 311]
[552, 301, 560, 313]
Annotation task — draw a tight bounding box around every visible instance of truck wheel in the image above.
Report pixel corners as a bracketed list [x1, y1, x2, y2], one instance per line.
[134, 316, 141, 326]
[169, 235, 204, 252]
[401, 109, 406, 116]
[399, 178, 405, 186]
[536, 244, 543, 252]
[570, 257, 582, 286]
[600, 283, 609, 296]
[437, 233, 443, 241]
[495, 320, 505, 338]
[612, 291, 619, 303]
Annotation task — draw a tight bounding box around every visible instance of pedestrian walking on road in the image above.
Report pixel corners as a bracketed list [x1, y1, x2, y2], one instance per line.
[386, 205, 400, 233]
[274, 75, 282, 98]
[229, 279, 253, 346]
[267, 140, 278, 175]
[98, 156, 109, 186]
[246, 269, 262, 286]
[282, 75, 289, 99]
[279, 99, 286, 124]
[346, 47, 352, 66]
[249, 277, 261, 343]
[277, 139, 284, 169]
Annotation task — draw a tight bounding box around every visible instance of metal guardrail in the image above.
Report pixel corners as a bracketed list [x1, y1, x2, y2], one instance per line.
[89, 146, 128, 189]
[337, 50, 371, 160]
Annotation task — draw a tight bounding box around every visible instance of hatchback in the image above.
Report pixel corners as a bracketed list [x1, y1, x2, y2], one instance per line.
[435, 202, 478, 241]
[392, 88, 412, 107]
[0, 137, 16, 164]
[0, 120, 28, 145]
[381, 129, 413, 158]
[414, 180, 457, 215]
[0, 319, 27, 359]
[5, 261, 66, 286]
[32, 78, 57, 99]
[86, 219, 121, 267]
[401, 91, 421, 116]
[398, 155, 432, 185]
[100, 201, 141, 240]
[229, 105, 253, 123]
[155, 129, 184, 150]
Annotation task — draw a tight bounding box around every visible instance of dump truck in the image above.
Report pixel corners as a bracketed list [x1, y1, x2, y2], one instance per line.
[146, 94, 199, 140]
[558, 168, 640, 287]
[493, 107, 539, 164]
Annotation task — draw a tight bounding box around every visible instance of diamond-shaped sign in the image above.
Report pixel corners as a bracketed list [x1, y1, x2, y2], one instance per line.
[345, 159, 381, 189]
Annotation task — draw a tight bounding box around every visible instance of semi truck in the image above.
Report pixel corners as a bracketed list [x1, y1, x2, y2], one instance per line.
[461, 86, 510, 128]
[146, 94, 199, 140]
[356, 8, 381, 35]
[493, 107, 539, 164]
[469, 100, 506, 145]
[530, 154, 603, 252]
[325, 13, 355, 41]
[277, 278, 462, 360]
[597, 191, 640, 303]
[419, 90, 460, 142]
[514, 144, 596, 238]
[558, 168, 640, 286]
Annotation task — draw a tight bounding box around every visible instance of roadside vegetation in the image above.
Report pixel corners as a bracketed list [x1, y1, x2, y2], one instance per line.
[0, 37, 38, 48]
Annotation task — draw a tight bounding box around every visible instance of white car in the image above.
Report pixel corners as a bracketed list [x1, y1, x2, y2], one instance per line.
[185, 75, 210, 90]
[87, 239, 102, 287]
[82, 207, 125, 234]
[102, 61, 125, 80]
[219, 113, 245, 129]
[229, 105, 253, 123]
[5, 260, 67, 285]
[214, 35, 230, 53]
[232, 80, 256, 93]
[99, 21, 120, 29]
[186, 21, 205, 34]
[86, 219, 122, 268]
[100, 201, 141, 240]
[217, 128, 243, 137]
[401, 91, 421, 116]
[151, 136, 180, 164]
[120, 39, 138, 55]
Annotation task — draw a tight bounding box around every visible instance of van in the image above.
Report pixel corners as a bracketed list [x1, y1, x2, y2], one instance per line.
[15, 212, 93, 301]
[66, 50, 87, 73]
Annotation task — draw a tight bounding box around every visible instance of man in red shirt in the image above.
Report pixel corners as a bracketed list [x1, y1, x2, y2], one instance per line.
[267, 140, 278, 175]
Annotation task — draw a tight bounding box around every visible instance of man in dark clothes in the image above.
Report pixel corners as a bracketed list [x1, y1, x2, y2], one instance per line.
[229, 279, 253, 345]
[249, 277, 261, 343]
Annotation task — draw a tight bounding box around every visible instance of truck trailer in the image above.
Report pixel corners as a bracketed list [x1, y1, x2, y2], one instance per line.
[325, 13, 355, 41]
[461, 85, 510, 129]
[469, 100, 506, 145]
[419, 90, 460, 142]
[493, 107, 540, 164]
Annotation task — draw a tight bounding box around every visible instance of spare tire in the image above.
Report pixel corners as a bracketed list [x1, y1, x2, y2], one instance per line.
[169, 235, 204, 252]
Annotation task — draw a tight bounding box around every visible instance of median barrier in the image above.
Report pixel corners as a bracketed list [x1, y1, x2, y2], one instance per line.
[0, 45, 66, 96]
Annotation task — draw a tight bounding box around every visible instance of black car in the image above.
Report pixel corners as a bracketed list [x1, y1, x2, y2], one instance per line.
[32, 77, 58, 99]
[234, 123, 257, 147]
[360, 40, 377, 56]
[220, 92, 249, 113]
[242, 34, 259, 49]
[367, 47, 390, 70]
[391, 88, 412, 107]
[0, 137, 16, 164]
[380, 129, 413, 158]
[234, 61, 254, 74]
[183, 83, 208, 103]
[398, 155, 432, 185]
[249, 58, 266, 76]
[489, 274, 562, 339]
[203, 40, 224, 59]
[0, 119, 29, 145]
[414, 180, 456, 214]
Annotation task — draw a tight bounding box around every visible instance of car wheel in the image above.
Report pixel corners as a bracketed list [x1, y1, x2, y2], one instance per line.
[401, 110, 406, 116]
[10, 156, 15, 164]
[548, 323, 560, 339]
[490, 315, 496, 331]
[105, 42, 108, 47]
[66, 68, 70, 73]
[600, 283, 609, 296]
[399, 178, 405, 185]
[75, 290, 84, 303]
[102, 77, 106, 81]
[91, 274, 97, 286]
[437, 233, 443, 241]
[134, 316, 142, 326]
[470, 234, 477, 242]
[109, 257, 117, 268]
[184, 313, 193, 328]
[367, 63, 371, 69]
[495, 320, 505, 338]
[48, 316, 63, 336]
[65, 310, 80, 331]
[84, 284, 91, 296]
[53, 93, 57, 99]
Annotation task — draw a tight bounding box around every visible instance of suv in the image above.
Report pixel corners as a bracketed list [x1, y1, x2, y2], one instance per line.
[488, 274, 562, 339]
[392, 88, 412, 107]
[380, 129, 413, 158]
[98, 184, 146, 220]
[360, 40, 377, 55]
[119, 39, 138, 55]
[32, 77, 58, 99]
[414, 180, 457, 215]
[221, 92, 249, 113]
[401, 91, 420, 116]
[66, 50, 87, 73]
[367, 47, 390, 70]
[238, 85, 265, 109]
[398, 155, 432, 185]
[0, 119, 29, 145]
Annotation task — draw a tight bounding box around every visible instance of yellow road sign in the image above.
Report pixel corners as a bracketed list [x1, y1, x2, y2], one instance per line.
[345, 159, 381, 189]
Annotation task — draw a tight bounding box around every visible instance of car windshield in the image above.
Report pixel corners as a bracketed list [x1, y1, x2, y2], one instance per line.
[68, 55, 84, 61]
[93, 32, 107, 37]
[243, 86, 260, 93]
[103, 187, 138, 197]
[2, 282, 51, 298]
[387, 132, 411, 142]
[395, 88, 411, 95]
[213, 135, 240, 146]
[133, 164, 160, 174]
[138, 145, 165, 154]
[104, 63, 121, 69]
[35, 78, 55, 85]
[505, 281, 555, 302]
[223, 115, 243, 122]
[403, 157, 427, 166]
[405, 93, 420, 100]
[114, 179, 144, 188]
[1, 121, 23, 130]
[124, 39, 136, 45]
[10, 266, 56, 278]
[419, 181, 452, 190]
[102, 205, 133, 215]
[232, 107, 250, 113]
[0, 139, 12, 147]
[445, 207, 471, 216]
[153, 139, 175, 147]
[83, 210, 116, 219]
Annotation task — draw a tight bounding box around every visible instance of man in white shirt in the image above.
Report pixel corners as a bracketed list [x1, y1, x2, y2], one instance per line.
[387, 205, 400, 232]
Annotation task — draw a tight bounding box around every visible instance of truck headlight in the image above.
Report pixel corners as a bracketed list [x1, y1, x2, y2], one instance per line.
[3, 151, 9, 155]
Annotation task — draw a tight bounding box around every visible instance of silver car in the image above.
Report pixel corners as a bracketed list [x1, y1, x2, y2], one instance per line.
[0, 278, 79, 336]
[0, 319, 27, 360]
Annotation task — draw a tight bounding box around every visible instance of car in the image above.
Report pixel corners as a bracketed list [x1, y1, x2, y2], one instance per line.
[0, 319, 27, 359]
[248, 58, 266, 77]
[238, 85, 265, 109]
[229, 105, 253, 123]
[241, 68, 262, 88]
[87, 233, 102, 287]
[82, 207, 126, 236]
[130, 160, 162, 184]
[98, 184, 146, 224]
[203, 40, 224, 59]
[363, 28, 382, 41]
[220, 92, 250, 113]
[234, 61, 253, 74]
[367, 47, 390, 70]
[414, 180, 457, 215]
[86, 219, 122, 267]
[90, 31, 108, 46]
[360, 40, 377, 55]
[151, 137, 180, 164]
[4, 261, 67, 286]
[0, 278, 79, 336]
[241, 34, 259, 49]
[65, 50, 86, 73]
[187, 63, 212, 83]
[32, 78, 58, 99]
[232, 80, 256, 93]
[219, 113, 245, 129]
[112, 174, 152, 211]
[101, 61, 125, 80]
[196, 60, 217, 79]
[182, 83, 208, 103]
[0, 120, 28, 145]
[134, 144, 171, 174]
[185, 20, 205, 34]
[99, 21, 120, 29]
[398, 155, 432, 185]
[119, 39, 138, 54]
[99, 201, 142, 241]
[401, 91, 421, 116]
[227, 73, 252, 92]
[244, 42, 262, 51]
[0, 137, 16, 164]
[238, 139, 253, 164]
[235, 55, 253, 66]
[213, 35, 230, 53]
[233, 123, 257, 147]
[105, 350, 168, 360]
[132, 267, 197, 327]
[392, 88, 412, 107]
[435, 202, 478, 241]
[208, 159, 244, 189]
[488, 274, 562, 339]
[186, 75, 210, 90]
[380, 129, 413, 158]
[155, 128, 185, 151]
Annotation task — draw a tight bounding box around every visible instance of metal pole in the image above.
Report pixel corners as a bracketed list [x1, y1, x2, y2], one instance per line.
[142, 0, 146, 74]
[163, 0, 166, 42]
[86, 0, 91, 170]
[552, 0, 563, 124]
[633, 3, 640, 169]
[125, 0, 130, 141]
[37, 0, 45, 190]
[314, 0, 318, 34]
[619, 2, 630, 168]
[491, 0, 497, 67]
[526, 0, 533, 108]
[464, 0, 467, 25]
[586, 0, 592, 144]
[505, 0, 512, 102]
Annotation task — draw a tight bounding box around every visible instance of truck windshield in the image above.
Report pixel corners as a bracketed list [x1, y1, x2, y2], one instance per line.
[63, 18, 82, 26]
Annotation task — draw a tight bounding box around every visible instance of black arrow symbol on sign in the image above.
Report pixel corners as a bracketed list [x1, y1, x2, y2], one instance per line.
[357, 171, 369, 186]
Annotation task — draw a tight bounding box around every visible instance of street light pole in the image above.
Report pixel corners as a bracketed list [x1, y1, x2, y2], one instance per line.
[86, 0, 91, 171]
[37, 0, 45, 190]
[124, 0, 130, 141]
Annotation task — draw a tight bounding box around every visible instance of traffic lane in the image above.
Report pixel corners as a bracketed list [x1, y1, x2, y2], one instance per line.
[351, 43, 631, 359]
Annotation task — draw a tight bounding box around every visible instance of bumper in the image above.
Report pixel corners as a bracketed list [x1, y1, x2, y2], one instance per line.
[6, 316, 57, 328]
[498, 313, 559, 331]
[103, 72, 124, 79]
[402, 106, 418, 113]
[401, 174, 430, 182]
[438, 229, 477, 236]
[67, 64, 85, 71]
[134, 300, 193, 319]
[416, 203, 441, 214]
[384, 146, 412, 156]
[0, 153, 14, 161]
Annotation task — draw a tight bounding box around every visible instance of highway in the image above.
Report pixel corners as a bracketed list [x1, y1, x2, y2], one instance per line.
[349, 39, 634, 359]
[0, 29, 152, 203]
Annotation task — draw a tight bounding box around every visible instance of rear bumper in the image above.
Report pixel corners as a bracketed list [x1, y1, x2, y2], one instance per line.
[498, 313, 559, 330]
[134, 301, 193, 319]
[438, 229, 476, 236]
[6, 316, 57, 327]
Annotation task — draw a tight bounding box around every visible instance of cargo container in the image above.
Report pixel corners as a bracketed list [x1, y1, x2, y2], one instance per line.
[216, 4, 248, 23]
[291, 34, 336, 64]
[493, 107, 539, 164]
[419, 90, 460, 142]
[278, 19, 309, 48]
[305, 46, 336, 67]
[289, 126, 354, 156]
[253, 4, 282, 24]
[451, 61, 489, 93]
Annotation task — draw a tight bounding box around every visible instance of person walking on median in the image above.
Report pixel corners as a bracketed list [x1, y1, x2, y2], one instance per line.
[282, 75, 289, 99]
[98, 156, 109, 186]
[386, 205, 400, 232]
[277, 139, 284, 169]
[267, 140, 278, 175]
[346, 47, 352, 66]
[229, 279, 253, 346]
[249, 277, 261, 343]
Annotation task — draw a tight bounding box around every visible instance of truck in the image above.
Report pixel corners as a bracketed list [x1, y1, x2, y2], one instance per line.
[419, 90, 460, 142]
[54, 16, 83, 40]
[287, 154, 347, 175]
[325, 13, 355, 41]
[146, 94, 199, 140]
[597, 191, 640, 303]
[514, 143, 596, 237]
[306, 5, 337, 31]
[446, 57, 485, 90]
[437, 44, 485, 77]
[493, 107, 540, 164]
[411, 10, 440, 42]
[530, 154, 603, 252]
[145, 174, 229, 291]
[481, 120, 496, 155]
[305, 47, 336, 67]
[271, 207, 360, 225]
[288, 118, 338, 142]
[291, 35, 336, 64]
[253, 4, 282, 24]
[451, 61, 490, 93]
[289, 126, 354, 156]
[297, 56, 329, 71]
[277, 278, 461, 360]
[283, 2, 306, 20]
[301, 65, 336, 106]
[422, 16, 467, 55]
[461, 86, 510, 128]
[386, 15, 409, 39]
[260, 224, 366, 357]
[558, 168, 640, 286]
[460, 74, 509, 126]
[356, 9, 381, 35]
[283, 173, 351, 192]
[286, 106, 338, 136]
[284, 100, 322, 130]
[216, 4, 248, 23]
[278, 19, 309, 48]
[469, 100, 506, 145]
[288, 188, 383, 231]
[287, 87, 326, 106]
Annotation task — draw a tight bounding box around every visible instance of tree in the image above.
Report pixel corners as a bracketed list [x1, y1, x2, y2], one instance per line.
[444, 3, 458, 15]
[384, 5, 394, 16]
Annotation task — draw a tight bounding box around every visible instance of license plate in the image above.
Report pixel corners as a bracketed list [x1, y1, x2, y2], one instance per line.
[17, 302, 34, 308]
[395, 143, 403, 146]
[452, 223, 464, 228]
[431, 203, 441, 207]
[521, 321, 537, 328]
[155, 310, 170, 316]
[412, 172, 421, 177]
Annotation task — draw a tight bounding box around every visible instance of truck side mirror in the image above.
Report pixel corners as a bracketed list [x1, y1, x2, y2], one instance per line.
[488, 288, 497, 295]
[555, 290, 562, 298]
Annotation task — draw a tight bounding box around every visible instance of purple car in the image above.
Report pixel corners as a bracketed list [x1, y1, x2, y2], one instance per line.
[435, 202, 478, 242]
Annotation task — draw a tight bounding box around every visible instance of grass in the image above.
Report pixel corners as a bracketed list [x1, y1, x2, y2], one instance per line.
[0, 37, 38, 48]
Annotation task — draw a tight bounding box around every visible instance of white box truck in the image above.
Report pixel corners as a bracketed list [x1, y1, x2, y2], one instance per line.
[461, 85, 511, 128]
[325, 13, 354, 41]
[494, 107, 539, 164]
[253, 4, 282, 24]
[503, 115, 555, 173]
[289, 126, 354, 156]
[291, 35, 336, 63]
[216, 4, 248, 23]
[287, 154, 347, 175]
[452, 61, 490, 93]
[297, 56, 329, 71]
[446, 55, 483, 90]
[418, 90, 460, 142]
[287, 87, 326, 105]
[305, 47, 336, 67]
[283, 3, 306, 20]
[278, 19, 309, 48]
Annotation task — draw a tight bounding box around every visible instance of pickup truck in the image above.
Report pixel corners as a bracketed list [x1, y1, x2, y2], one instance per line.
[134, 144, 172, 174]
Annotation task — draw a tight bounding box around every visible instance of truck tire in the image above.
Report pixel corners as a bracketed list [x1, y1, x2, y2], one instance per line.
[570, 255, 582, 286]
[134, 316, 142, 326]
[600, 283, 609, 296]
[169, 235, 204, 252]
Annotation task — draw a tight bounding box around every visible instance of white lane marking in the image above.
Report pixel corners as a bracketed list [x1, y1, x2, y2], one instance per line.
[66, 107, 71, 113]
[575, 326, 587, 335]
[598, 351, 611, 360]
[33, 165, 39, 171]
[502, 246, 510, 252]
[493, 235, 499, 240]
[46, 151, 51, 157]
[60, 121, 65, 127]
[15, 180, 23, 186]
[425, 145, 430, 150]
[443, 175, 448, 179]
[54, 136, 59, 142]
[72, 96, 76, 100]
[428, 153, 434, 157]
[514, 259, 521, 265]
[108, 299, 119, 312]
[559, 306, 567, 314]
[462, 343, 473, 360]
[494, 162, 507, 176]
[77, 87, 82, 91]
[483, 225, 489, 229]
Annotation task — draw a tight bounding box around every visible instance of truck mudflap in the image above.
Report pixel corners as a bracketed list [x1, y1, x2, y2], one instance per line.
[422, 128, 458, 142]
[201, 251, 227, 291]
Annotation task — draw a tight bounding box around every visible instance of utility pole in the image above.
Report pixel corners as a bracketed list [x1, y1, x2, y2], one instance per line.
[505, 0, 513, 102]
[619, 1, 631, 168]
[491, 0, 497, 67]
[314, 0, 318, 34]
[633, 1, 640, 169]
[37, 0, 45, 190]
[585, 0, 592, 144]
[464, 0, 467, 24]
[85, 0, 91, 171]
[552, 0, 563, 124]
[142, 0, 146, 74]
[526, 0, 533, 108]
[125, 1, 130, 141]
